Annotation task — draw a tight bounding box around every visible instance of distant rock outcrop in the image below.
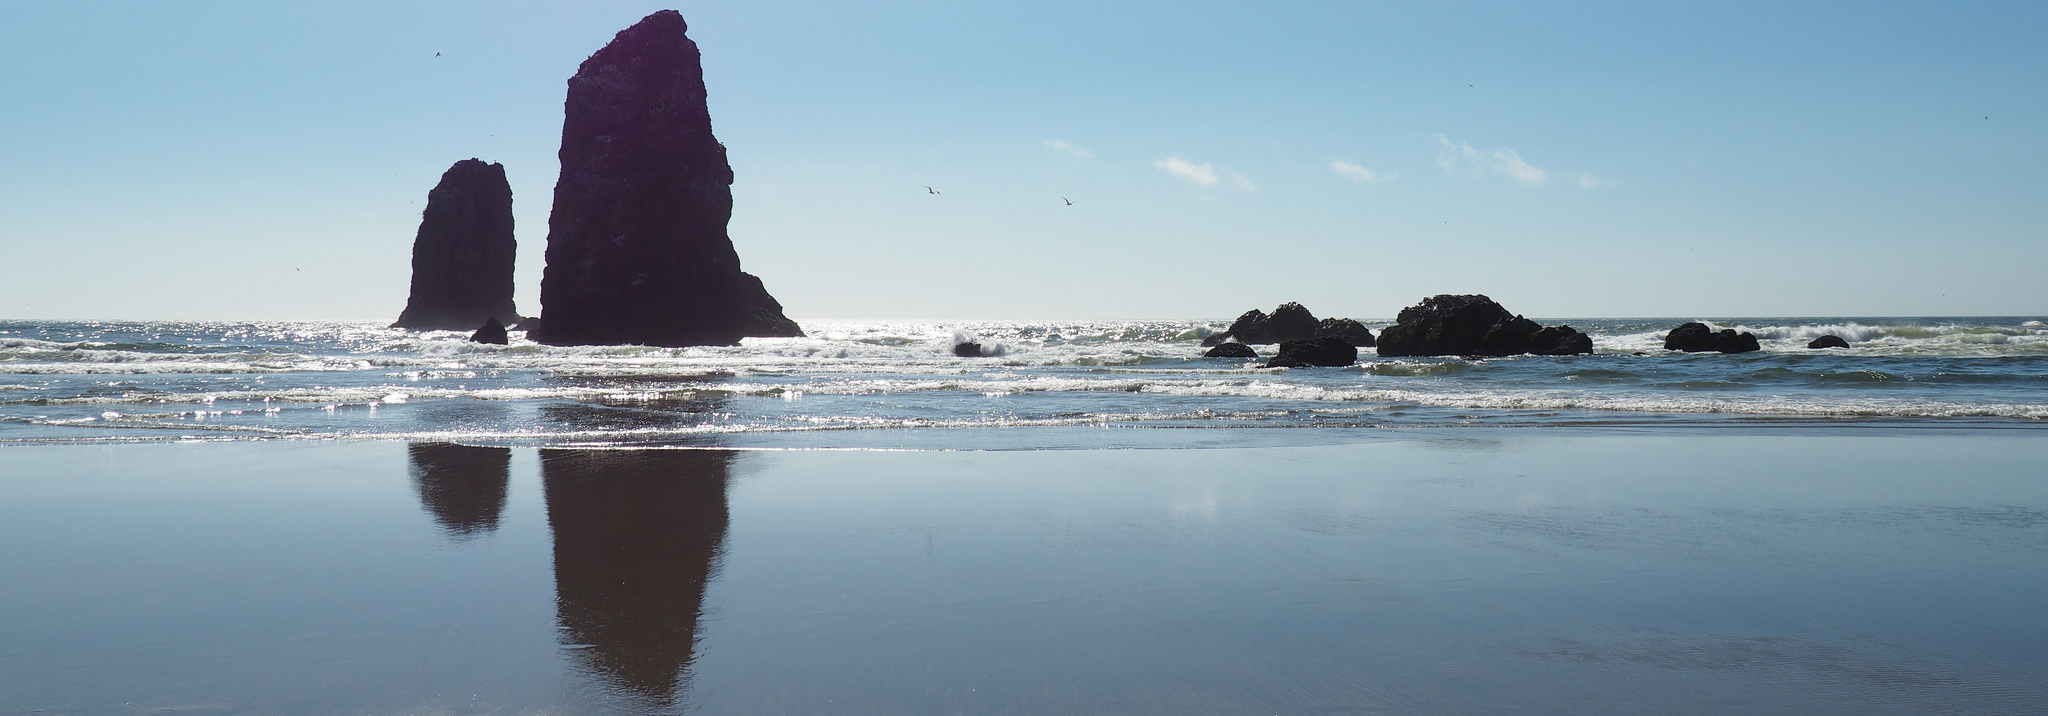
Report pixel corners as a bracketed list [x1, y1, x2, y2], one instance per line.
[1264, 336, 1358, 368]
[530, 10, 802, 347]
[953, 341, 986, 357]
[1529, 325, 1594, 356]
[1239, 302, 1320, 344]
[1376, 294, 1593, 357]
[1314, 318, 1376, 347]
[1664, 322, 1761, 353]
[391, 159, 519, 331]
[470, 318, 509, 345]
[1808, 335, 1850, 349]
[1204, 302, 1378, 347]
[1204, 342, 1257, 358]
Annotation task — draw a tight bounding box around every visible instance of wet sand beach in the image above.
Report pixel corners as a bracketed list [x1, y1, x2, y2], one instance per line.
[2, 430, 2046, 714]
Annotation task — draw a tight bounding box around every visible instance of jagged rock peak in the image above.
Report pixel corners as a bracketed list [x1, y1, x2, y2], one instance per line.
[392, 158, 520, 331]
[531, 9, 802, 347]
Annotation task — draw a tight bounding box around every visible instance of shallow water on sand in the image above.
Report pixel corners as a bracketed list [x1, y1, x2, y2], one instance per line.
[2, 431, 2045, 714]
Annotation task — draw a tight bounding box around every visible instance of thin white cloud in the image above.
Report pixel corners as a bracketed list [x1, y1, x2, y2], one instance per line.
[1154, 156, 1219, 186]
[1577, 173, 1605, 189]
[1154, 156, 1256, 191]
[1434, 134, 1549, 185]
[1043, 139, 1093, 159]
[1331, 160, 1389, 183]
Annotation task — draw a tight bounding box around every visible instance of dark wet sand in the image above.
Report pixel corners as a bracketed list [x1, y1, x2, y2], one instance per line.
[3, 431, 2046, 714]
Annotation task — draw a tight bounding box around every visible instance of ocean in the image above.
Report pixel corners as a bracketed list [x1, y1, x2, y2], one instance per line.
[4, 316, 2044, 447]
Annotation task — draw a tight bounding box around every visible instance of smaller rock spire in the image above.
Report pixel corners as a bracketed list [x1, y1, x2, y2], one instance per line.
[393, 158, 520, 331]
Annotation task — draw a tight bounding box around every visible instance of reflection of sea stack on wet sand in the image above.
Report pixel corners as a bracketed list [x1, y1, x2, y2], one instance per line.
[406, 443, 511, 538]
[530, 10, 802, 347]
[392, 159, 520, 331]
[542, 448, 731, 706]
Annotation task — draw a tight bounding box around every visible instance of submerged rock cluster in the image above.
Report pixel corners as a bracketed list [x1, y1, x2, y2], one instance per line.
[1376, 295, 1592, 357]
[1201, 302, 1377, 360]
[1664, 322, 1761, 353]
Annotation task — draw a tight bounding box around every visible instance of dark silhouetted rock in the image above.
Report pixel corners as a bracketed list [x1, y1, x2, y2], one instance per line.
[1664, 322, 1761, 353]
[1264, 302, 1319, 342]
[531, 10, 802, 347]
[1221, 309, 1269, 343]
[1808, 335, 1850, 349]
[392, 159, 520, 331]
[1377, 294, 1591, 357]
[1264, 336, 1358, 368]
[953, 342, 985, 357]
[1200, 330, 1231, 347]
[470, 318, 509, 345]
[1218, 302, 1320, 344]
[1204, 342, 1257, 358]
[1314, 318, 1376, 347]
[1528, 325, 1593, 356]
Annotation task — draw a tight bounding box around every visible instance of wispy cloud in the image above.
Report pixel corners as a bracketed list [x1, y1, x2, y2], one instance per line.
[1154, 156, 1255, 191]
[1043, 139, 1093, 159]
[1154, 156, 1218, 185]
[1434, 134, 1548, 185]
[1331, 160, 1390, 183]
[1577, 173, 1605, 189]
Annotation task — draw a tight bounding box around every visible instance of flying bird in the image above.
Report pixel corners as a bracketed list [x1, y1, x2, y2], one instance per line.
[435, 52, 442, 57]
[924, 186, 940, 195]
[1062, 196, 1073, 206]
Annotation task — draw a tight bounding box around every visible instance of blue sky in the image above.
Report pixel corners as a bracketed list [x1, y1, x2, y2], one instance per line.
[2, 1, 2043, 321]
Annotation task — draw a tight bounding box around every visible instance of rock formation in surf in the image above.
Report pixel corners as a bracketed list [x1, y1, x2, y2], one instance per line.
[1264, 336, 1358, 368]
[1203, 303, 1376, 347]
[1664, 322, 1761, 353]
[1206, 303, 1319, 345]
[531, 10, 802, 347]
[1376, 295, 1593, 357]
[470, 318, 509, 345]
[391, 159, 520, 331]
[1807, 334, 1849, 349]
[1314, 318, 1376, 347]
[1204, 342, 1258, 358]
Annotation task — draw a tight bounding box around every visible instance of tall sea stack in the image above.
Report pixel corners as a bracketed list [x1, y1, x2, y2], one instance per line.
[392, 159, 520, 330]
[531, 10, 802, 347]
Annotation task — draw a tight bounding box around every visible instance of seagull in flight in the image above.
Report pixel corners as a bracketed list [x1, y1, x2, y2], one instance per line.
[1062, 196, 1073, 206]
[924, 186, 940, 195]
[435, 52, 442, 57]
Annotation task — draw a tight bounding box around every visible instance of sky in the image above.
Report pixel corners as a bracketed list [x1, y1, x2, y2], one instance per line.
[1, 1, 2044, 321]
